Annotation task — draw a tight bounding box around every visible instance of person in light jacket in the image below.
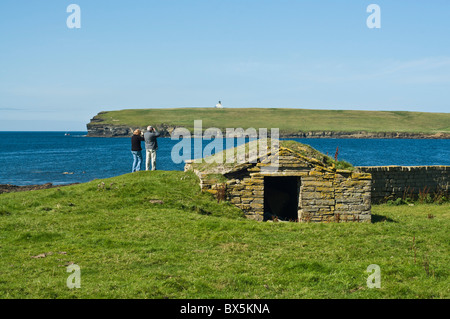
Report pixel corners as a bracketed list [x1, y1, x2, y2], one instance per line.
[144, 126, 161, 171]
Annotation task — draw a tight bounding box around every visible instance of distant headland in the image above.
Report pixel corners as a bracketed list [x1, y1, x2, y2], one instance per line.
[86, 108, 450, 139]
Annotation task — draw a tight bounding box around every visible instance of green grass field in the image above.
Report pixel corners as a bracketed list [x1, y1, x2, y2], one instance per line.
[92, 108, 450, 134]
[1, 171, 449, 299]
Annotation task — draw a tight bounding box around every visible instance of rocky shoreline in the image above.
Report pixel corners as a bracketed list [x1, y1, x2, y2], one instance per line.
[0, 183, 77, 194]
[86, 123, 450, 139]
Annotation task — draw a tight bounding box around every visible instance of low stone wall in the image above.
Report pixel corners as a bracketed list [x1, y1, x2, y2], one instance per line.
[357, 166, 449, 203]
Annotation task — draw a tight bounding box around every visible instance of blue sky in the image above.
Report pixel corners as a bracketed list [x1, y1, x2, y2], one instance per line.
[0, 0, 449, 131]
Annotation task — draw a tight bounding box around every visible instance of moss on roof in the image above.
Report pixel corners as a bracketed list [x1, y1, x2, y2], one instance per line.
[188, 139, 354, 173]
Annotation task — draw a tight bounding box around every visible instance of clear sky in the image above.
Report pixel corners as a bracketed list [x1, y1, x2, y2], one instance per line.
[1, 0, 449, 131]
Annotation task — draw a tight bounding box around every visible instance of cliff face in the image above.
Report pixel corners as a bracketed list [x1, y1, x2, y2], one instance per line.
[87, 124, 132, 137]
[87, 113, 173, 137]
[87, 124, 450, 139]
[277, 131, 450, 139]
[86, 113, 450, 139]
[87, 123, 172, 137]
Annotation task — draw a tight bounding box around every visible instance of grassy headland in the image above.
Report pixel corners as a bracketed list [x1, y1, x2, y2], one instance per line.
[1, 171, 448, 298]
[88, 108, 450, 137]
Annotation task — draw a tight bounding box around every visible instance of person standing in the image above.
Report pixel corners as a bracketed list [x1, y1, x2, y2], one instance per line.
[131, 129, 145, 172]
[144, 126, 161, 171]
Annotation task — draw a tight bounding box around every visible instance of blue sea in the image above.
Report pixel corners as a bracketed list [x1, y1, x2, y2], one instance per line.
[0, 132, 449, 186]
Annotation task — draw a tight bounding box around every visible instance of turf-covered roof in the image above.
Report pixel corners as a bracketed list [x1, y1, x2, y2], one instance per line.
[187, 139, 353, 174]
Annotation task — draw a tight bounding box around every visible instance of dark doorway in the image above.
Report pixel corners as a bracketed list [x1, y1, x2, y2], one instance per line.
[264, 176, 299, 221]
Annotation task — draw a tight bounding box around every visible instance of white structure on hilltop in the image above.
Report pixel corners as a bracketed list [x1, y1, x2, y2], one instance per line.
[215, 101, 223, 108]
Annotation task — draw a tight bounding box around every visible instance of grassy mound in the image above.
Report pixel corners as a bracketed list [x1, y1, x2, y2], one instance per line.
[190, 139, 354, 173]
[0, 171, 449, 298]
[280, 140, 353, 170]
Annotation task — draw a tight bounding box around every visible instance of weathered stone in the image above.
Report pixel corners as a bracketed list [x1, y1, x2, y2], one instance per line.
[240, 191, 253, 197]
[316, 186, 334, 192]
[250, 203, 263, 209]
[315, 199, 335, 206]
[302, 181, 333, 187]
[230, 197, 241, 204]
[309, 170, 324, 176]
[251, 199, 264, 204]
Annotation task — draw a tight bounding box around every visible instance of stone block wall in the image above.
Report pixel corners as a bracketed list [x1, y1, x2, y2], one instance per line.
[226, 175, 265, 221]
[333, 171, 372, 222]
[357, 166, 449, 204]
[300, 170, 371, 223]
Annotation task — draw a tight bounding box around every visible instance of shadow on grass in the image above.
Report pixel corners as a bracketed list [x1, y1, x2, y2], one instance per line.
[371, 214, 397, 223]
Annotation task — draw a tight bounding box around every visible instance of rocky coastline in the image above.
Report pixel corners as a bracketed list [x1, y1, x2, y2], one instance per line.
[86, 123, 450, 139]
[0, 183, 79, 194]
[0, 183, 57, 194]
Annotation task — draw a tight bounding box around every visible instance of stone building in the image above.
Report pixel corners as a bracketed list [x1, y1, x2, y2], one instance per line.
[185, 140, 372, 223]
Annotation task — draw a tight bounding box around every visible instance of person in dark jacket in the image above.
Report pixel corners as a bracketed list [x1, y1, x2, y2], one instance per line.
[131, 129, 145, 172]
[144, 126, 161, 171]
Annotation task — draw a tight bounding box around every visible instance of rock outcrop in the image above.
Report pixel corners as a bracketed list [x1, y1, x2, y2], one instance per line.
[87, 123, 450, 139]
[87, 114, 173, 137]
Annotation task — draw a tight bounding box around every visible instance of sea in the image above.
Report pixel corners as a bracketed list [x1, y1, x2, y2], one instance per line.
[0, 131, 449, 186]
